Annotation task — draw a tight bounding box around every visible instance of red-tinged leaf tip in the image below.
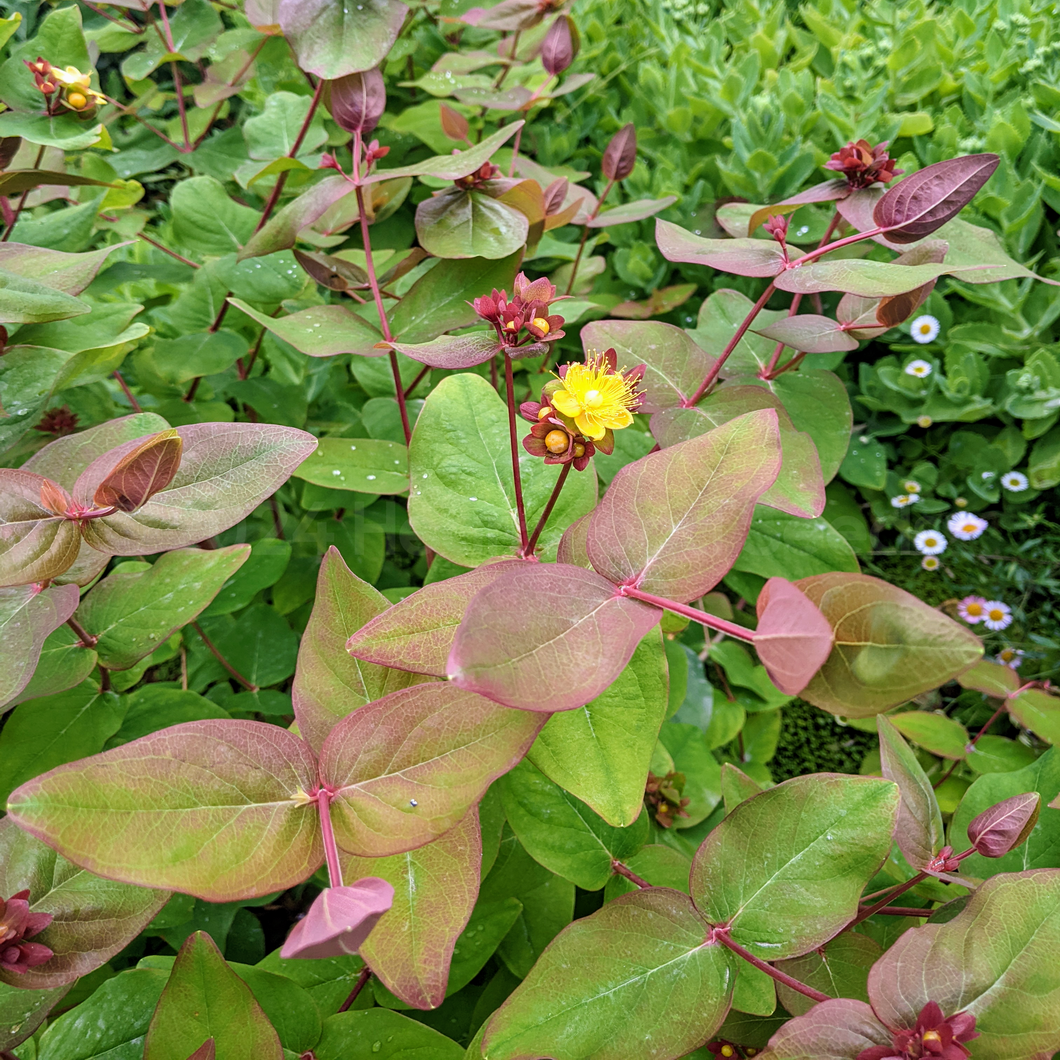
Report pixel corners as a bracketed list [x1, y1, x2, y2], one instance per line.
[280, 878, 394, 959]
[872, 154, 999, 244]
[186, 1041, 215, 1060]
[439, 102, 469, 142]
[92, 429, 183, 513]
[540, 15, 577, 76]
[601, 122, 636, 181]
[328, 67, 386, 136]
[38, 478, 71, 517]
[754, 577, 834, 695]
[967, 793, 1040, 858]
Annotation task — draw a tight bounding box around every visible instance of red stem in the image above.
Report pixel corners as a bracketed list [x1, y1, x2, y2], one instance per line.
[611, 859, 651, 889]
[565, 177, 613, 296]
[403, 363, 431, 400]
[712, 930, 830, 1004]
[525, 460, 571, 556]
[504, 353, 530, 552]
[191, 621, 258, 691]
[933, 699, 1008, 790]
[860, 905, 933, 917]
[316, 789, 344, 888]
[1, 146, 45, 241]
[66, 616, 98, 649]
[136, 231, 200, 268]
[113, 370, 142, 412]
[337, 967, 372, 1013]
[847, 872, 928, 929]
[156, 2, 191, 152]
[618, 586, 756, 643]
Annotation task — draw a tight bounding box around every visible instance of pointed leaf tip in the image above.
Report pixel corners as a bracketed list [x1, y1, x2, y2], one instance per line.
[186, 1041, 215, 1060]
[754, 577, 833, 695]
[93, 429, 183, 513]
[280, 878, 395, 959]
[968, 793, 1040, 858]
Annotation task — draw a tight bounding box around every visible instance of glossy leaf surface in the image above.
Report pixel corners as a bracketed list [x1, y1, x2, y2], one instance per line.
[877, 716, 944, 869]
[656, 218, 787, 276]
[228, 299, 384, 358]
[0, 583, 79, 711]
[753, 577, 833, 694]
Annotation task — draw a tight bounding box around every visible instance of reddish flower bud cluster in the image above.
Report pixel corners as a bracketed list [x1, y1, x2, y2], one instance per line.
[25, 57, 57, 96]
[455, 161, 503, 190]
[36, 405, 79, 436]
[763, 214, 788, 243]
[0, 890, 53, 975]
[826, 139, 903, 189]
[644, 770, 691, 828]
[473, 271, 566, 349]
[856, 1001, 978, 1060]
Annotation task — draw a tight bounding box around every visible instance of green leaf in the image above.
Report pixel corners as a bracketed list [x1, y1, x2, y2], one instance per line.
[77, 547, 249, 670]
[416, 188, 529, 259]
[0, 980, 68, 1052]
[341, 808, 480, 1009]
[686, 288, 786, 377]
[292, 548, 427, 754]
[10, 624, 97, 708]
[38, 968, 168, 1060]
[145, 331, 246, 385]
[796, 572, 983, 718]
[483, 888, 732, 1060]
[500, 758, 650, 890]
[293, 437, 408, 494]
[229, 965, 321, 1055]
[528, 631, 669, 827]
[202, 538, 291, 617]
[0, 816, 168, 990]
[0, 346, 71, 455]
[7, 720, 322, 901]
[587, 410, 782, 603]
[243, 91, 328, 161]
[105, 686, 230, 749]
[658, 721, 723, 827]
[444, 895, 524, 997]
[321, 683, 541, 857]
[238, 176, 355, 262]
[1008, 688, 1060, 745]
[314, 1009, 463, 1060]
[870, 871, 1060, 1060]
[950, 748, 1060, 879]
[889, 711, 970, 760]
[877, 716, 944, 870]
[774, 259, 960, 297]
[368, 124, 523, 185]
[733, 508, 859, 580]
[144, 932, 282, 1060]
[0, 269, 89, 324]
[690, 774, 899, 958]
[255, 952, 367, 1019]
[171, 177, 258, 256]
[279, 0, 409, 80]
[0, 682, 126, 805]
[206, 604, 299, 688]
[408, 373, 597, 565]
[227, 299, 384, 359]
[0, 583, 79, 711]
[775, 933, 880, 1017]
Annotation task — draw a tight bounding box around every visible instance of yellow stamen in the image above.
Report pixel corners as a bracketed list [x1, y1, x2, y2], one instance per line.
[966, 603, 983, 616]
[549, 354, 639, 441]
[922, 1031, 942, 1045]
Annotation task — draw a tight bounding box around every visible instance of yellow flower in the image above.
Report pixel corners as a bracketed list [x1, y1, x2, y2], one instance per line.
[550, 353, 641, 441]
[51, 66, 105, 107]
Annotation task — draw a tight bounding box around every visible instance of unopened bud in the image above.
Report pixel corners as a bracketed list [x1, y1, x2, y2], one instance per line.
[968, 793, 1040, 858]
[328, 68, 386, 137]
[532, 317, 550, 334]
[572, 442, 586, 458]
[66, 91, 87, 110]
[545, 429, 569, 454]
[601, 122, 636, 182]
[537, 406, 552, 420]
[763, 214, 788, 242]
[540, 15, 577, 77]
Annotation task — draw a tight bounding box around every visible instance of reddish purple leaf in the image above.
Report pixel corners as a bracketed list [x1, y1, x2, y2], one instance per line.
[293, 548, 429, 755]
[440, 103, 469, 142]
[579, 319, 713, 413]
[0, 582, 80, 711]
[238, 175, 356, 261]
[873, 241, 948, 327]
[601, 123, 636, 182]
[7, 720, 323, 901]
[328, 67, 386, 136]
[320, 683, 542, 855]
[385, 333, 500, 369]
[462, 0, 548, 31]
[557, 513, 592, 568]
[873, 154, 999, 243]
[280, 878, 394, 959]
[186, 1041, 215, 1060]
[586, 196, 677, 229]
[0, 470, 81, 588]
[448, 563, 662, 713]
[92, 429, 183, 513]
[346, 561, 524, 678]
[650, 388, 825, 519]
[743, 179, 850, 237]
[756, 998, 892, 1059]
[656, 219, 787, 277]
[753, 314, 860, 354]
[342, 807, 481, 1009]
[586, 410, 782, 603]
[754, 577, 833, 695]
[968, 794, 1040, 858]
[540, 14, 577, 76]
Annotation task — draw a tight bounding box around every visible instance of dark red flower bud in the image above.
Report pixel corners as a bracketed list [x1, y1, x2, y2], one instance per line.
[328, 68, 386, 137]
[967, 793, 1040, 858]
[602, 123, 636, 182]
[0, 890, 53, 974]
[825, 138, 903, 189]
[540, 15, 578, 77]
[763, 214, 788, 242]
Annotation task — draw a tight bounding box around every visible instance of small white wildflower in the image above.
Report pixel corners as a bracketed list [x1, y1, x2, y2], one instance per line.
[948, 512, 988, 540]
[996, 647, 1023, 669]
[982, 601, 1013, 632]
[910, 316, 940, 344]
[891, 494, 919, 508]
[914, 530, 947, 556]
[1001, 471, 1029, 492]
[905, 358, 933, 377]
[903, 479, 922, 494]
[921, 556, 940, 571]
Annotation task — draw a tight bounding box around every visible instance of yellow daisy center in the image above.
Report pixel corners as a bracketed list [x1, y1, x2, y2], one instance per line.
[549, 356, 640, 441]
[919, 324, 931, 334]
[988, 608, 1005, 621]
[966, 603, 983, 616]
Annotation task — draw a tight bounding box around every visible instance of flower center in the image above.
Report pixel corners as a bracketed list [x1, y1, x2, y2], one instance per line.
[988, 609, 1004, 621]
[967, 604, 983, 616]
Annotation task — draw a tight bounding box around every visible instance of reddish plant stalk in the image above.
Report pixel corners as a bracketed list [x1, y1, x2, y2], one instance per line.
[337, 967, 372, 1013]
[113, 370, 142, 412]
[66, 616, 98, 649]
[101, 93, 184, 151]
[191, 621, 258, 692]
[504, 352, 530, 552]
[136, 231, 200, 268]
[191, 37, 269, 150]
[155, 1, 192, 152]
[525, 461, 571, 556]
[316, 789, 344, 888]
[712, 929, 830, 1004]
[861, 905, 933, 917]
[618, 586, 755, 643]
[565, 177, 614, 295]
[611, 859, 651, 889]
[1, 145, 45, 241]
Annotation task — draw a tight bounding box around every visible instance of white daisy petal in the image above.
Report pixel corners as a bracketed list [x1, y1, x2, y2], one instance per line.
[947, 512, 988, 540]
[1001, 471, 1029, 492]
[910, 316, 940, 344]
[904, 358, 934, 377]
[914, 530, 947, 556]
[982, 601, 1012, 632]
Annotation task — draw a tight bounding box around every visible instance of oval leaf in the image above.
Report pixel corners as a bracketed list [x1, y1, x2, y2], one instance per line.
[656, 219, 787, 277]
[92, 429, 183, 513]
[753, 577, 834, 695]
[0, 583, 80, 711]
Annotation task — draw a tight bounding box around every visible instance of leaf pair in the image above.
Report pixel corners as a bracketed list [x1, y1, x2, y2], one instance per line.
[7, 681, 541, 901]
[483, 773, 900, 1060]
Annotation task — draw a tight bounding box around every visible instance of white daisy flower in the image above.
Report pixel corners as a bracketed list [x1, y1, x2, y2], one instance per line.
[890, 493, 919, 508]
[903, 479, 922, 494]
[914, 530, 947, 555]
[916, 415, 933, 428]
[905, 359, 933, 378]
[948, 512, 988, 540]
[996, 648, 1023, 669]
[921, 556, 940, 571]
[1001, 471, 1029, 492]
[982, 601, 1012, 632]
[910, 315, 940, 343]
[954, 497, 968, 508]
